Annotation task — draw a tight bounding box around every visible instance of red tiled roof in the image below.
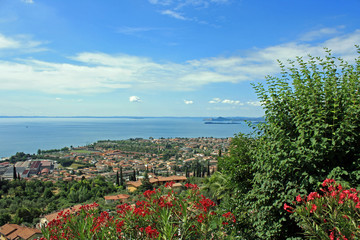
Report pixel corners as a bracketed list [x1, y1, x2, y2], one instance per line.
[104, 194, 130, 201]
[0, 224, 41, 240]
[126, 180, 142, 188]
[43, 204, 85, 222]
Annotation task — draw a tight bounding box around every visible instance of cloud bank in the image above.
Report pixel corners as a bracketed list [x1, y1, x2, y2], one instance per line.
[0, 29, 359, 95]
[209, 98, 243, 105]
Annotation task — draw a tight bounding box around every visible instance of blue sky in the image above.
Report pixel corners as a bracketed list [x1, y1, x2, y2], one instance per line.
[0, 0, 359, 117]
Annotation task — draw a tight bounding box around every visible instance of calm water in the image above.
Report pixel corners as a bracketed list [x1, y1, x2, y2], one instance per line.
[0, 117, 253, 158]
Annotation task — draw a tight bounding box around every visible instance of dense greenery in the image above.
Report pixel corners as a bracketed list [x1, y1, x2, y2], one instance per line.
[219, 48, 360, 239]
[0, 176, 118, 226]
[9, 152, 35, 163]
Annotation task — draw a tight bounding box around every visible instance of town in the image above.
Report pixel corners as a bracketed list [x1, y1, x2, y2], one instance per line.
[1, 137, 229, 184]
[0, 137, 229, 239]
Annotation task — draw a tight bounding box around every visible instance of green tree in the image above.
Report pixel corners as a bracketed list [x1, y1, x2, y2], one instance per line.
[132, 169, 136, 181]
[43, 188, 54, 199]
[221, 48, 360, 239]
[13, 166, 16, 180]
[203, 172, 231, 203]
[120, 167, 124, 187]
[139, 171, 153, 191]
[0, 213, 11, 226]
[116, 171, 120, 186]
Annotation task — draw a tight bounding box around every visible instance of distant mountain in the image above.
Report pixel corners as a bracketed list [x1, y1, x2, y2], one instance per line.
[203, 117, 265, 122]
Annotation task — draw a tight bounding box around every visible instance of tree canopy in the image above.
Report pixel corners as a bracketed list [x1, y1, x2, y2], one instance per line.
[219, 47, 360, 239]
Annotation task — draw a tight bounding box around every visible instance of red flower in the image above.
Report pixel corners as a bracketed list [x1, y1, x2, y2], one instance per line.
[197, 213, 205, 223]
[307, 192, 320, 201]
[143, 189, 157, 199]
[185, 183, 199, 190]
[322, 178, 336, 187]
[309, 204, 317, 213]
[296, 195, 302, 202]
[145, 226, 159, 239]
[165, 181, 175, 188]
[284, 203, 294, 213]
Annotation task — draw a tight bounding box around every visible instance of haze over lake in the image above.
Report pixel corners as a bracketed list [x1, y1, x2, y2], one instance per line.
[0, 117, 254, 158]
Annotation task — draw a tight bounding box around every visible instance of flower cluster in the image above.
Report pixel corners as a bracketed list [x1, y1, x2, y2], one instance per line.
[41, 184, 236, 239]
[284, 179, 360, 239]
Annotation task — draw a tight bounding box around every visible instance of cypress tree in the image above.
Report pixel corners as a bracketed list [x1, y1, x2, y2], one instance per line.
[116, 171, 120, 186]
[120, 167, 124, 187]
[13, 166, 16, 180]
[197, 163, 201, 177]
[133, 169, 136, 181]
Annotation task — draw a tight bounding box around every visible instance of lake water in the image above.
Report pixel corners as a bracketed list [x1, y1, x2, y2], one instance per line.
[0, 117, 253, 158]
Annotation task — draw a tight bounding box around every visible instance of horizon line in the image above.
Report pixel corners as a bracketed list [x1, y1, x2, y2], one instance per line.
[0, 115, 264, 118]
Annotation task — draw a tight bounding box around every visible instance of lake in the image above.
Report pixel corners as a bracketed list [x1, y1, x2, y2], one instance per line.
[0, 117, 254, 158]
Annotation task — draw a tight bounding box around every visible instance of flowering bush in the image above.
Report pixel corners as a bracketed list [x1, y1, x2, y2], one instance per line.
[41, 182, 236, 239]
[284, 179, 360, 239]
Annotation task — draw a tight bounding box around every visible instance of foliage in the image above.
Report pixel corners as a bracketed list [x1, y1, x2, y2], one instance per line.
[0, 212, 11, 226]
[138, 171, 153, 192]
[218, 133, 254, 193]
[285, 179, 360, 239]
[0, 176, 117, 226]
[9, 152, 34, 163]
[202, 171, 231, 203]
[41, 183, 237, 240]
[219, 48, 360, 239]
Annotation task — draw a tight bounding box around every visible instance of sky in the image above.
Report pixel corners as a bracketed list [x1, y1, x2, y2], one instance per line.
[0, 0, 359, 117]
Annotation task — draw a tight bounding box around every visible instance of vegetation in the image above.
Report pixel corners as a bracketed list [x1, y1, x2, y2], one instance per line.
[218, 48, 360, 239]
[0, 176, 117, 226]
[41, 183, 237, 240]
[285, 178, 360, 239]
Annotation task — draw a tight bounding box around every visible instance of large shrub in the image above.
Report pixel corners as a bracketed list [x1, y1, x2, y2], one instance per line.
[220, 48, 360, 239]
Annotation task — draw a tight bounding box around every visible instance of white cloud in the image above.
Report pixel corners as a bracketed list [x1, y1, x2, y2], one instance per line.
[0, 33, 46, 52]
[55, 97, 62, 101]
[247, 101, 262, 107]
[22, 0, 34, 3]
[209, 98, 221, 104]
[184, 100, 194, 104]
[0, 29, 359, 95]
[300, 26, 345, 42]
[129, 96, 141, 102]
[149, 0, 172, 5]
[209, 98, 243, 105]
[0, 34, 20, 49]
[222, 99, 243, 105]
[161, 10, 187, 20]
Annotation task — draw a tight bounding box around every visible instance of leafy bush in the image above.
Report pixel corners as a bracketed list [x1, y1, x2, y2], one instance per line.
[219, 48, 360, 239]
[285, 179, 360, 239]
